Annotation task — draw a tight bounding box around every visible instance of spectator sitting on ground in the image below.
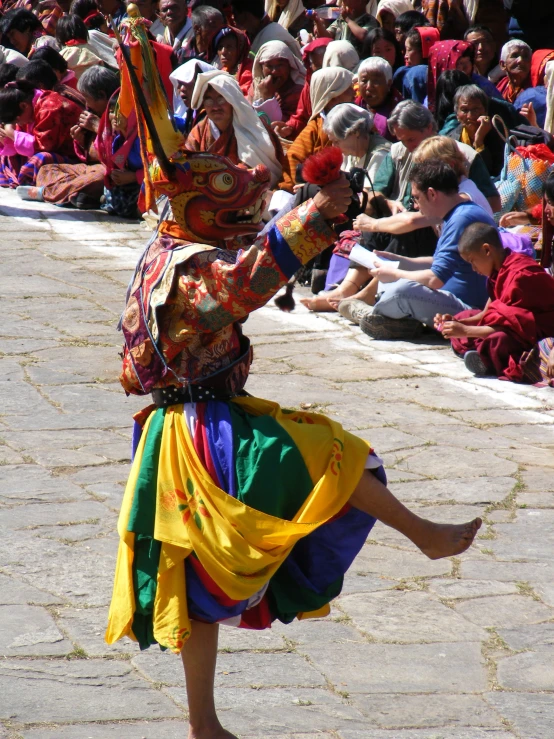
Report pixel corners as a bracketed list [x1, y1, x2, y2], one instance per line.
[311, 0, 378, 56]
[250, 40, 305, 124]
[16, 58, 86, 108]
[393, 25, 439, 104]
[29, 66, 120, 208]
[361, 27, 403, 72]
[375, 0, 414, 35]
[311, 134, 492, 317]
[56, 15, 106, 80]
[69, 0, 119, 68]
[32, 46, 77, 91]
[436, 222, 554, 381]
[272, 37, 332, 141]
[355, 57, 403, 141]
[446, 84, 504, 178]
[1, 8, 59, 57]
[496, 39, 532, 104]
[353, 160, 496, 341]
[279, 67, 354, 193]
[210, 26, 252, 95]
[157, 0, 194, 60]
[169, 58, 213, 132]
[464, 25, 504, 84]
[393, 9, 429, 53]
[231, 0, 301, 59]
[189, 6, 225, 63]
[0, 78, 82, 189]
[186, 70, 285, 189]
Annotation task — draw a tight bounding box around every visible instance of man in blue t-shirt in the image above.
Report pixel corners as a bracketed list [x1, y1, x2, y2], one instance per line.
[359, 159, 496, 340]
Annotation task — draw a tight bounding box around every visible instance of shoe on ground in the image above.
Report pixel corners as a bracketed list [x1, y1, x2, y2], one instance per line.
[16, 186, 43, 202]
[338, 298, 372, 325]
[359, 312, 423, 340]
[69, 193, 100, 210]
[464, 350, 489, 376]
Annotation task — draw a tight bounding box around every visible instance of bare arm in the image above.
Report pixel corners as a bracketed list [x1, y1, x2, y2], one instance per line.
[354, 211, 440, 236]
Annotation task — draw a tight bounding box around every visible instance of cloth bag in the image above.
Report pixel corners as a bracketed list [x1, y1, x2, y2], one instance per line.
[493, 115, 554, 218]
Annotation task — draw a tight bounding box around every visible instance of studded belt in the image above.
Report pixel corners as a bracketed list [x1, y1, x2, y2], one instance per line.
[151, 385, 242, 407]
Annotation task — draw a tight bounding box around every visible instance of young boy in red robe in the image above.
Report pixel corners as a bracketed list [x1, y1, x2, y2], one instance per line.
[434, 222, 554, 381]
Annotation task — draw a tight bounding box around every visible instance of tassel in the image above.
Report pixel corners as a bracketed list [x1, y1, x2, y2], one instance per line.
[274, 280, 296, 312]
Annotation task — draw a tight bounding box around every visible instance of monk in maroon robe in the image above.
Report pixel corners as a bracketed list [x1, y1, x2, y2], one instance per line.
[434, 222, 554, 381]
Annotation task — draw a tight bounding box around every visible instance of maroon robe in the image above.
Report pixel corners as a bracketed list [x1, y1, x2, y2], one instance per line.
[451, 249, 554, 382]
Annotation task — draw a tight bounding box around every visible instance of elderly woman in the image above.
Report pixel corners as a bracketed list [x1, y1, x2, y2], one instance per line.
[210, 26, 252, 95]
[186, 70, 285, 189]
[446, 84, 505, 177]
[496, 40, 532, 104]
[356, 57, 403, 141]
[325, 103, 391, 186]
[272, 37, 332, 140]
[251, 40, 306, 124]
[279, 66, 354, 192]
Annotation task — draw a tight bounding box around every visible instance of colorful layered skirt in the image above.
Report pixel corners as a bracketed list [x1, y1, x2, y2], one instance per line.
[105, 395, 380, 653]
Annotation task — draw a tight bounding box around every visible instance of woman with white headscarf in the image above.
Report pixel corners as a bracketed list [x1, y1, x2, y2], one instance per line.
[251, 40, 306, 123]
[322, 40, 360, 72]
[187, 70, 285, 188]
[169, 59, 215, 134]
[279, 67, 354, 191]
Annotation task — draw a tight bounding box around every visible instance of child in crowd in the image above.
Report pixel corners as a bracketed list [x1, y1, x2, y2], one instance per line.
[0, 78, 81, 188]
[56, 15, 105, 80]
[436, 222, 554, 381]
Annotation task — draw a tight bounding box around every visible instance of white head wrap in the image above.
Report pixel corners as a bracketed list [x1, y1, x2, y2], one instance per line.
[252, 40, 306, 86]
[170, 59, 215, 117]
[191, 70, 283, 187]
[322, 40, 360, 72]
[310, 67, 354, 120]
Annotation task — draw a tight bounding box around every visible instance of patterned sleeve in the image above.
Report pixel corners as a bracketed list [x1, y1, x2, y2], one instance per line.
[179, 199, 336, 333]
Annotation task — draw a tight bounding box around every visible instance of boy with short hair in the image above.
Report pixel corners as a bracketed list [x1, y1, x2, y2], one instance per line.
[435, 221, 554, 381]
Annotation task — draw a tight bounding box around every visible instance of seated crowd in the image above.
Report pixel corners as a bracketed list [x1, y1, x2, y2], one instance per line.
[0, 0, 552, 384]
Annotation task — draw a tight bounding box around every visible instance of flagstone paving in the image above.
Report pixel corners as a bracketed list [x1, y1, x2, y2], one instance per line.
[1, 190, 554, 738]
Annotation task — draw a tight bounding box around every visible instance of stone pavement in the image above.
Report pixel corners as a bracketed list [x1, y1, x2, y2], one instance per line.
[1, 189, 554, 739]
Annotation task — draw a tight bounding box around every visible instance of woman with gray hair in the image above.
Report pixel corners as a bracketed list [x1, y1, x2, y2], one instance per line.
[380, 99, 498, 216]
[356, 56, 403, 140]
[323, 103, 391, 186]
[497, 39, 532, 103]
[447, 83, 504, 177]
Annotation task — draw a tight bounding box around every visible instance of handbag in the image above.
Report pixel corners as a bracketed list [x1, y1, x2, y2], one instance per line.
[493, 115, 554, 218]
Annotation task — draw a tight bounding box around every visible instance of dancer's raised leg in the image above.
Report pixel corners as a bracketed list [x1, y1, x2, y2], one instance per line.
[181, 620, 238, 739]
[350, 469, 481, 559]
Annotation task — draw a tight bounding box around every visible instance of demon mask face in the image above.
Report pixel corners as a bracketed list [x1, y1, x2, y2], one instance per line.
[151, 153, 271, 244]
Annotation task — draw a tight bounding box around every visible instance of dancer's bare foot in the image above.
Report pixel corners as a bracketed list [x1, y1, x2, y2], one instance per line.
[299, 294, 338, 312]
[414, 518, 482, 560]
[189, 724, 238, 739]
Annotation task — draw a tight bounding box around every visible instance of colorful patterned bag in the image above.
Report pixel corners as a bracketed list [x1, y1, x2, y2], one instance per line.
[493, 116, 554, 218]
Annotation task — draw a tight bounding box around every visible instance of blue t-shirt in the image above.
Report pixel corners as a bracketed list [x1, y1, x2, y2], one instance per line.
[432, 201, 494, 309]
